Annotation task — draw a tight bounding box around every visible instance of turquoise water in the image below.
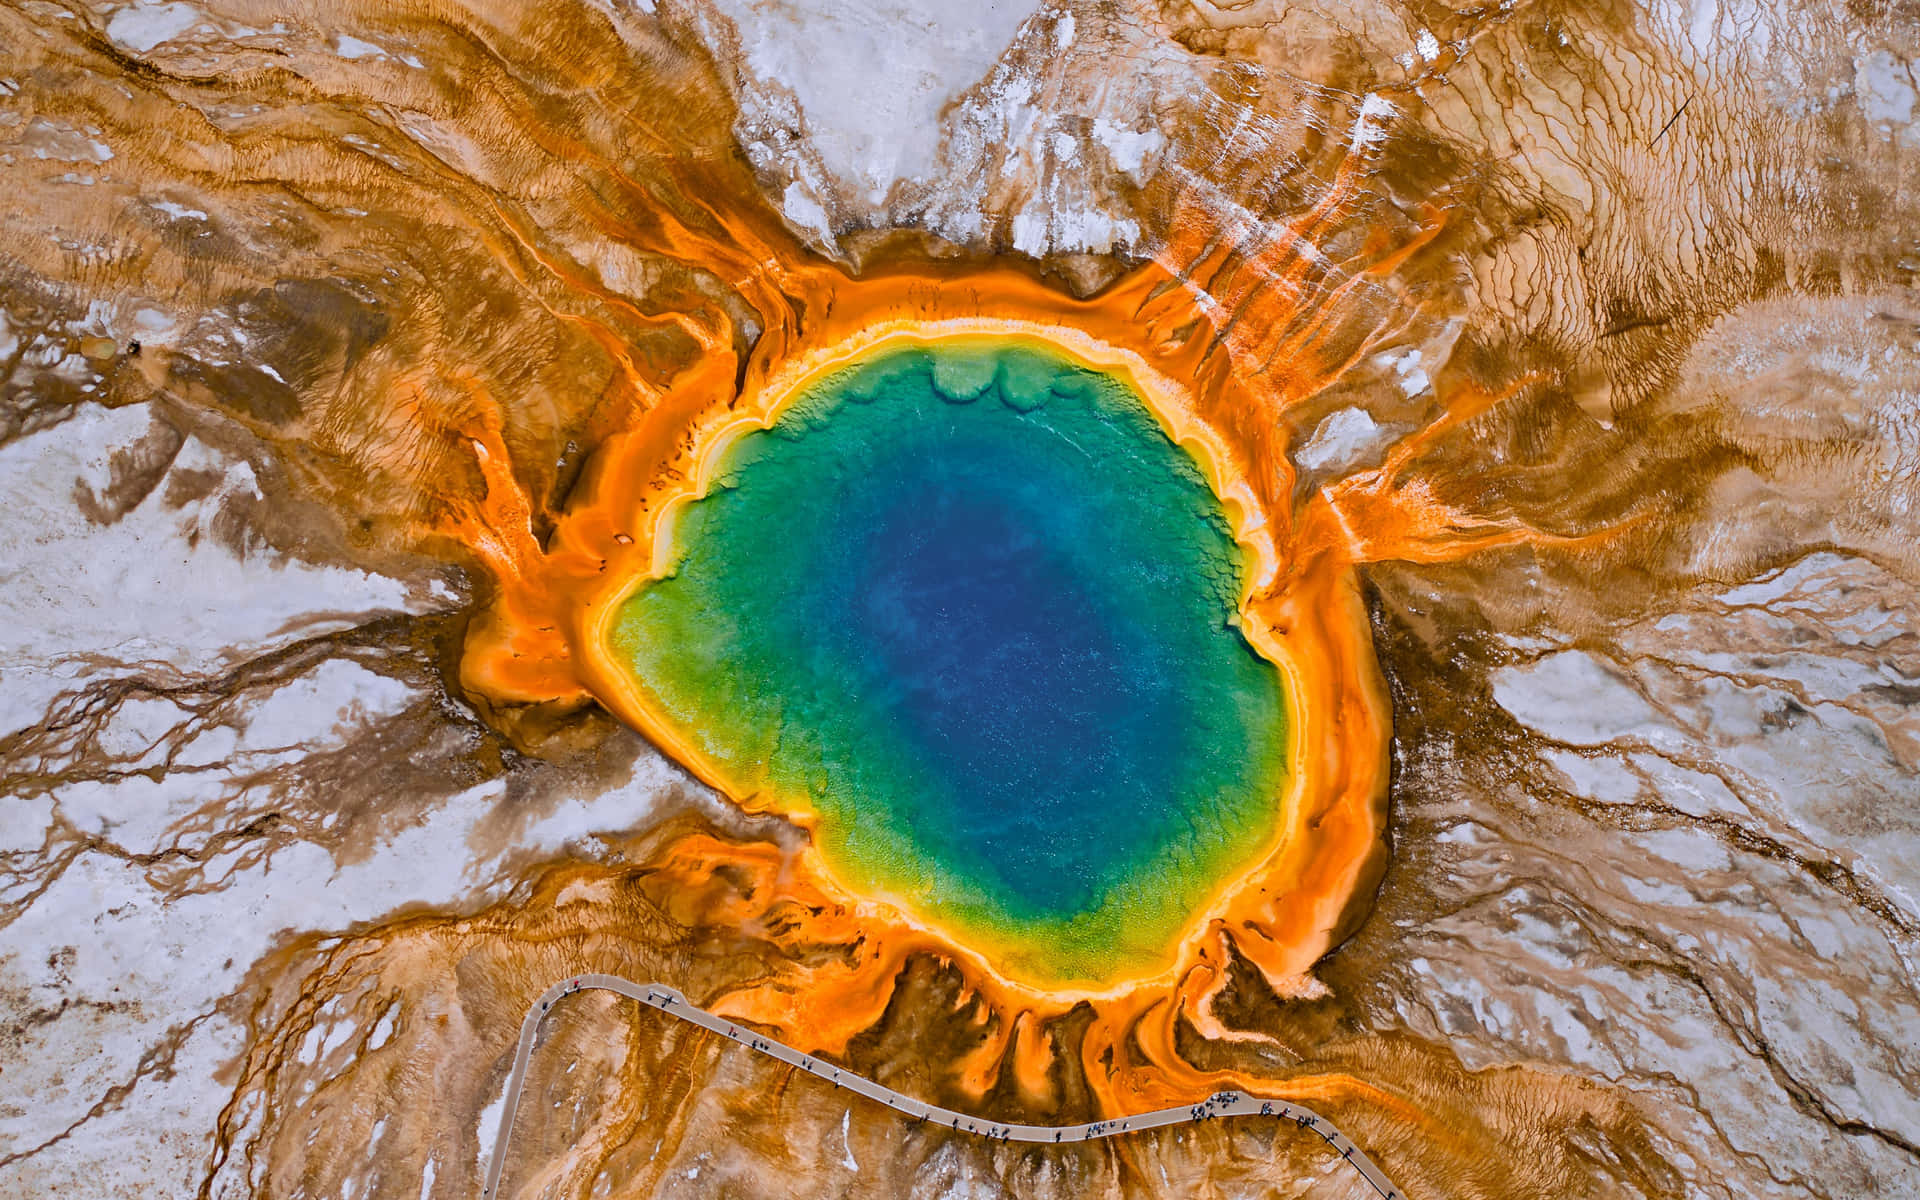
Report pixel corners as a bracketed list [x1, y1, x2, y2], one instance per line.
[610, 338, 1289, 983]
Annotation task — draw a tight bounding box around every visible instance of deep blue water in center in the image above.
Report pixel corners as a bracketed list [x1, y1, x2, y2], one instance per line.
[839, 443, 1183, 906]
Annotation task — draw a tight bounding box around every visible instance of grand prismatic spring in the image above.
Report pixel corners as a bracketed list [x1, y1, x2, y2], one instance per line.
[4, 1, 1920, 1198]
[607, 338, 1294, 988]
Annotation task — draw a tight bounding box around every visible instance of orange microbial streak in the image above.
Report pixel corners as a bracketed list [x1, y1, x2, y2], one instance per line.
[430, 111, 1559, 1114]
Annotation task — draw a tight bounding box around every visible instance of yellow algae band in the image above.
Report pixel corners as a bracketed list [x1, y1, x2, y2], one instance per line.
[605, 337, 1291, 988]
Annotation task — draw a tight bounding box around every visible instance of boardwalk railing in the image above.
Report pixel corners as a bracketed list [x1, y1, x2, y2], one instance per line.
[482, 973, 1406, 1199]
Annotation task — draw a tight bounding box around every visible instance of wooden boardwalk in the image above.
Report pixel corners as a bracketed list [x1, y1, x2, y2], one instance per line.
[482, 973, 1406, 1199]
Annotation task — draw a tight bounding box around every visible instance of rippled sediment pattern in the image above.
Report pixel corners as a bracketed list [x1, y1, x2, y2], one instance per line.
[610, 339, 1287, 985]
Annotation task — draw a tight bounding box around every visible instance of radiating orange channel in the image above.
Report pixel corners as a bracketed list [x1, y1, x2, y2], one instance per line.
[425, 112, 1575, 1116]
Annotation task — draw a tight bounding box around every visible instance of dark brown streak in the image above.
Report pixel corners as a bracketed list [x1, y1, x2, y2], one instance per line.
[0, 1009, 221, 1170]
[1652, 96, 1692, 147]
[1599, 314, 1674, 339]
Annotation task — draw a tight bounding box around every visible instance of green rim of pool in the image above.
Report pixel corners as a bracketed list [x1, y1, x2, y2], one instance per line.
[609, 336, 1290, 985]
